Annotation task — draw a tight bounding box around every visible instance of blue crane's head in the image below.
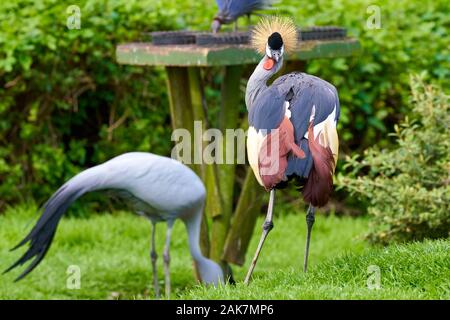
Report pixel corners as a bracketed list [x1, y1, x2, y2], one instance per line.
[197, 258, 224, 286]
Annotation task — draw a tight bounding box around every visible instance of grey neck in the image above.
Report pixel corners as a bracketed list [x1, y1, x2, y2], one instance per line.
[245, 56, 283, 110]
[184, 209, 215, 276]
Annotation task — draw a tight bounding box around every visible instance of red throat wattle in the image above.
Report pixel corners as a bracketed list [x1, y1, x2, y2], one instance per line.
[263, 58, 275, 70]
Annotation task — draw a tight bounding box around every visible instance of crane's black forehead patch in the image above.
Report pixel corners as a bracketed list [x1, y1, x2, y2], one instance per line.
[268, 32, 283, 50]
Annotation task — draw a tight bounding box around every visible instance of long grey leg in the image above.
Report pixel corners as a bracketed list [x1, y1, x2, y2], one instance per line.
[244, 189, 275, 285]
[234, 19, 238, 32]
[150, 222, 160, 298]
[303, 205, 316, 272]
[163, 220, 174, 299]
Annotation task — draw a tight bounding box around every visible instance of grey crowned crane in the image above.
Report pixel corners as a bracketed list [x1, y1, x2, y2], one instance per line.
[211, 0, 276, 33]
[4, 152, 224, 297]
[244, 17, 340, 284]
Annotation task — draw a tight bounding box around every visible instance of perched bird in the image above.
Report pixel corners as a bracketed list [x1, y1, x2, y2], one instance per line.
[4, 152, 224, 297]
[211, 0, 275, 33]
[244, 17, 340, 283]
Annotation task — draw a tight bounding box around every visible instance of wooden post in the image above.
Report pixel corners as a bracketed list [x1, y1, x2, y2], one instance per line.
[222, 169, 266, 265]
[166, 67, 210, 257]
[187, 67, 211, 257]
[209, 66, 243, 268]
[166, 67, 193, 132]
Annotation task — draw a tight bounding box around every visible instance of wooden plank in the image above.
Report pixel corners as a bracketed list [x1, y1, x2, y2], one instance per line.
[116, 39, 360, 67]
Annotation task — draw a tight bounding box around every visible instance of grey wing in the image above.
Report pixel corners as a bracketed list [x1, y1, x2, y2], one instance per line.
[216, 0, 226, 11]
[248, 85, 285, 133]
[222, 0, 273, 20]
[275, 73, 340, 140]
[273, 73, 340, 178]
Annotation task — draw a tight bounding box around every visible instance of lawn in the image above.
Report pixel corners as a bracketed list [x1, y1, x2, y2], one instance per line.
[0, 205, 448, 299]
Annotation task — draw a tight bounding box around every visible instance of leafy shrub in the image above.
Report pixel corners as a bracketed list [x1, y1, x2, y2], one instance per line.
[337, 76, 449, 244]
[0, 0, 183, 208]
[290, 0, 449, 151]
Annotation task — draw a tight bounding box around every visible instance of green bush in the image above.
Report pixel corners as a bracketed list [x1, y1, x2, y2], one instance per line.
[0, 0, 448, 211]
[337, 76, 449, 244]
[288, 0, 449, 150]
[0, 0, 182, 208]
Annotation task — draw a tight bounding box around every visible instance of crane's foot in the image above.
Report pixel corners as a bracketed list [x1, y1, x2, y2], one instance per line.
[303, 205, 316, 273]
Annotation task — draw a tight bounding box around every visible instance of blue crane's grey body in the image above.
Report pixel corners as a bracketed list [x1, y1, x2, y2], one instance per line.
[5, 152, 223, 292]
[85, 152, 206, 221]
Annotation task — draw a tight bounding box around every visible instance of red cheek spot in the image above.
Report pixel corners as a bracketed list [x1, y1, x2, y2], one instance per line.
[263, 58, 275, 70]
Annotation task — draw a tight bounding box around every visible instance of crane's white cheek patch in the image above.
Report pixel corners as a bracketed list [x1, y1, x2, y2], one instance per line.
[247, 126, 266, 187]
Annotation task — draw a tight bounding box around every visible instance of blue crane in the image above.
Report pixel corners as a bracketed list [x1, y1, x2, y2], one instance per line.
[4, 152, 224, 297]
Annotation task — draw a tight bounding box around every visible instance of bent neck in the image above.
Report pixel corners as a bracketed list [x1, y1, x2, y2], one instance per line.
[184, 209, 215, 278]
[245, 56, 283, 110]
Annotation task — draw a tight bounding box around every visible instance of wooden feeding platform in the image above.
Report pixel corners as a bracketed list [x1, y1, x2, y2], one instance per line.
[117, 28, 359, 66]
[116, 28, 360, 272]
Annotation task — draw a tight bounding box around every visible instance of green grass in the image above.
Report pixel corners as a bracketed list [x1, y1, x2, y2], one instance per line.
[0, 205, 448, 299]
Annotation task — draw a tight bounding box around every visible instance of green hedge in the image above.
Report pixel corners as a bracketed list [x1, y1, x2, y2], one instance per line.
[0, 0, 448, 210]
[338, 77, 449, 243]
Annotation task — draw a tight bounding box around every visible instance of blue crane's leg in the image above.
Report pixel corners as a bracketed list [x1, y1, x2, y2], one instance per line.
[150, 222, 160, 298]
[244, 189, 275, 285]
[163, 220, 174, 299]
[303, 205, 316, 272]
